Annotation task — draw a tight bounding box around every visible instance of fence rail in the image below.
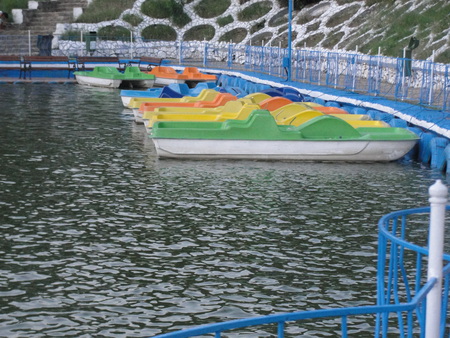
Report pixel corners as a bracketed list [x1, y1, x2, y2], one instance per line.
[0, 33, 449, 111]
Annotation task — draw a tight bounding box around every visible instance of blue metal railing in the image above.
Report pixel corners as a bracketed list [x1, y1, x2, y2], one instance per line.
[2, 32, 448, 111]
[151, 205, 450, 338]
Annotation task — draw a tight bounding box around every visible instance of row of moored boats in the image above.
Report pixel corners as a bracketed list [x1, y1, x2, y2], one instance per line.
[74, 65, 420, 161]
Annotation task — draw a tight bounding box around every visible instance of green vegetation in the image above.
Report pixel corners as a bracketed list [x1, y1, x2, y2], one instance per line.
[435, 48, 450, 64]
[141, 0, 191, 27]
[237, 1, 272, 21]
[0, 0, 28, 19]
[194, 0, 231, 18]
[98, 26, 131, 40]
[276, 0, 321, 10]
[76, 0, 134, 23]
[122, 14, 143, 27]
[365, 0, 395, 6]
[184, 25, 215, 41]
[355, 1, 450, 62]
[59, 30, 82, 41]
[219, 28, 247, 43]
[217, 15, 233, 27]
[250, 20, 265, 34]
[142, 24, 177, 41]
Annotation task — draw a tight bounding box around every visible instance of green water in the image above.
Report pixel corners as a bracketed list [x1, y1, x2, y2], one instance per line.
[0, 84, 446, 337]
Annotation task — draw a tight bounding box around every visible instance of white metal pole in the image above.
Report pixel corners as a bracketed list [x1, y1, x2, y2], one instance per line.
[376, 47, 381, 94]
[428, 50, 435, 105]
[425, 179, 448, 338]
[130, 31, 133, 59]
[28, 30, 31, 55]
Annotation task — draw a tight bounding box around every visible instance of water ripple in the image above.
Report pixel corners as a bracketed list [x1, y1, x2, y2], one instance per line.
[0, 84, 446, 336]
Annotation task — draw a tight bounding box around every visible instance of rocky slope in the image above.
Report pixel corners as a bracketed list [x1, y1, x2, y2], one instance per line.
[61, 0, 450, 63]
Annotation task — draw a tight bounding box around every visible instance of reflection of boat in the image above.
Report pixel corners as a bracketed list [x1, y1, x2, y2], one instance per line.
[150, 110, 419, 161]
[147, 66, 189, 87]
[74, 66, 155, 89]
[120, 82, 218, 107]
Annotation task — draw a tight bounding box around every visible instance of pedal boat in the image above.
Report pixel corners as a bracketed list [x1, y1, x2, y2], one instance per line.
[120, 82, 218, 107]
[74, 66, 155, 89]
[131, 91, 270, 124]
[147, 66, 189, 87]
[143, 103, 384, 131]
[150, 109, 419, 161]
[181, 67, 217, 87]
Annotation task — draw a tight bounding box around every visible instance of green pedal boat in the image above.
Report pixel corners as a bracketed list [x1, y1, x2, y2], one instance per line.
[150, 109, 419, 161]
[74, 66, 155, 89]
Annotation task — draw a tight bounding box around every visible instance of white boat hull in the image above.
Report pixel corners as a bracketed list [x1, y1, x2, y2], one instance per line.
[154, 78, 185, 87]
[75, 75, 122, 88]
[133, 109, 145, 124]
[152, 138, 416, 162]
[121, 96, 132, 107]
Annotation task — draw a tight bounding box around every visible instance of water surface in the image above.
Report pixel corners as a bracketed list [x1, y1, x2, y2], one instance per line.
[0, 84, 446, 337]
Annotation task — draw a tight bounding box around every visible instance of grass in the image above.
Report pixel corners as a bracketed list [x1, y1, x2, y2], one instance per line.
[122, 14, 143, 27]
[141, 0, 191, 27]
[250, 20, 265, 34]
[237, 1, 272, 21]
[142, 24, 177, 41]
[76, 0, 134, 23]
[0, 0, 28, 19]
[217, 15, 233, 27]
[98, 26, 131, 40]
[59, 30, 83, 41]
[194, 0, 231, 18]
[219, 28, 248, 43]
[183, 25, 215, 41]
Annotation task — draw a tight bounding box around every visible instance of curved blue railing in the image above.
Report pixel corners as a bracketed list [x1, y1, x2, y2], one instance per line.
[151, 206, 450, 338]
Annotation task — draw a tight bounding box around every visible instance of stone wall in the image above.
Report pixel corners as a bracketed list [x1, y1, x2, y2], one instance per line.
[54, 0, 450, 62]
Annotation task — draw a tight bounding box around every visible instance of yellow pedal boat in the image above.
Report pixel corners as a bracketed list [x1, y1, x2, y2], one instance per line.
[144, 103, 387, 130]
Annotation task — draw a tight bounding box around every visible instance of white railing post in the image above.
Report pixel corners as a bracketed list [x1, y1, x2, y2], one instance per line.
[428, 50, 435, 106]
[425, 179, 448, 338]
[28, 30, 31, 56]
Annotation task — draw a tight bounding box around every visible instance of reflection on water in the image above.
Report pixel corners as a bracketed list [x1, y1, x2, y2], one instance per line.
[0, 84, 447, 337]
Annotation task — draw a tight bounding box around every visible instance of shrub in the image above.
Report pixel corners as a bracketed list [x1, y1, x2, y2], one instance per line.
[237, 1, 272, 21]
[217, 15, 233, 27]
[122, 14, 143, 27]
[76, 0, 134, 23]
[59, 30, 82, 41]
[0, 0, 28, 17]
[142, 24, 177, 41]
[194, 0, 231, 18]
[98, 26, 131, 40]
[141, 0, 191, 27]
[219, 28, 248, 43]
[250, 20, 265, 34]
[183, 25, 215, 41]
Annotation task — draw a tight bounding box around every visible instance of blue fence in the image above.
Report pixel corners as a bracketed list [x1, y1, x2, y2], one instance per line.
[2, 32, 448, 111]
[151, 197, 450, 337]
[51, 37, 450, 112]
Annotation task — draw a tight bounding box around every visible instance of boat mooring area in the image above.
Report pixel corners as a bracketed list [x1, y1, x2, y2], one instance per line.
[0, 62, 449, 336]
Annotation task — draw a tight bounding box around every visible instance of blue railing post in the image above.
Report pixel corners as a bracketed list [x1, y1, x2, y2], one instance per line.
[227, 43, 233, 69]
[425, 180, 448, 338]
[203, 41, 208, 67]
